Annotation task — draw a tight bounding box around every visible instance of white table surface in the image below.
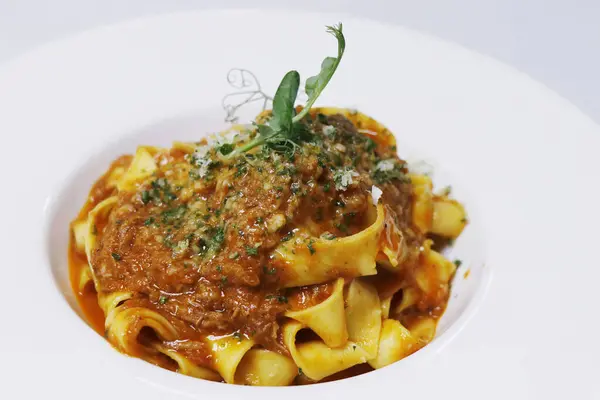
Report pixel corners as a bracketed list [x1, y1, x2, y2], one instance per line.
[1, 0, 599, 124]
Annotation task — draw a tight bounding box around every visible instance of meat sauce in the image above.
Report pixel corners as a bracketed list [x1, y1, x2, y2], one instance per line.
[69, 110, 449, 381]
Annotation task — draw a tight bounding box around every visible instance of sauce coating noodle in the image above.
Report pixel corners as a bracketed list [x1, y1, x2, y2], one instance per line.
[69, 108, 466, 385]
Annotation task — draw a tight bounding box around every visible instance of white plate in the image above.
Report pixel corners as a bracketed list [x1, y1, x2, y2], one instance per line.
[0, 9, 598, 400]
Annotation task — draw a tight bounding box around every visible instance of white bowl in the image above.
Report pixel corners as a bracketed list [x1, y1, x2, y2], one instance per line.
[1, 9, 598, 400]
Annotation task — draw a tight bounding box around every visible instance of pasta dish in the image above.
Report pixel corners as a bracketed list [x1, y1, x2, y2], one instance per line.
[68, 24, 467, 386]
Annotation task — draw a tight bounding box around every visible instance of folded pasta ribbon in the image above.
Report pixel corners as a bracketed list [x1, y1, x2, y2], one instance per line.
[117, 146, 160, 191]
[274, 204, 385, 288]
[84, 196, 118, 286]
[207, 334, 297, 386]
[282, 278, 382, 381]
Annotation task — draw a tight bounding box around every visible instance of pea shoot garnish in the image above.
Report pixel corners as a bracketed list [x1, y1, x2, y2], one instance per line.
[226, 24, 345, 158]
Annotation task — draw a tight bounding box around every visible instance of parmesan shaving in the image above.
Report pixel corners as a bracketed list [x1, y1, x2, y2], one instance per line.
[407, 159, 434, 176]
[375, 159, 395, 172]
[371, 185, 383, 205]
[333, 168, 359, 191]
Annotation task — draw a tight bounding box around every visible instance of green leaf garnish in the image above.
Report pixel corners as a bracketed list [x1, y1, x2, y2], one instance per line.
[226, 23, 345, 158]
[293, 23, 345, 123]
[270, 70, 300, 132]
[218, 143, 234, 155]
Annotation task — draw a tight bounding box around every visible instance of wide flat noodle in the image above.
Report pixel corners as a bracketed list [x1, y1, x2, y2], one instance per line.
[70, 106, 464, 385]
[105, 165, 127, 188]
[105, 305, 178, 355]
[117, 146, 159, 191]
[274, 204, 385, 287]
[409, 317, 437, 344]
[77, 264, 93, 292]
[414, 239, 456, 294]
[282, 321, 369, 381]
[235, 349, 297, 386]
[84, 196, 118, 277]
[393, 287, 419, 315]
[311, 107, 397, 147]
[72, 220, 88, 252]
[410, 174, 433, 234]
[345, 279, 382, 359]
[99, 291, 134, 321]
[285, 278, 347, 347]
[431, 197, 467, 238]
[153, 343, 221, 381]
[207, 335, 255, 384]
[368, 319, 417, 369]
[172, 141, 196, 153]
[380, 296, 392, 319]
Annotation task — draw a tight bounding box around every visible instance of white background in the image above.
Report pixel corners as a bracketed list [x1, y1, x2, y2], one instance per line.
[1, 0, 599, 123]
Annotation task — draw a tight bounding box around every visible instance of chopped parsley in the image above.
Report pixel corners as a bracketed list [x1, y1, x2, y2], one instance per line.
[371, 160, 407, 184]
[245, 245, 259, 256]
[161, 205, 187, 224]
[208, 226, 226, 253]
[454, 259, 463, 268]
[307, 240, 316, 255]
[234, 160, 248, 178]
[158, 296, 168, 305]
[139, 178, 178, 204]
[365, 138, 377, 152]
[141, 190, 151, 204]
[111, 252, 121, 261]
[266, 295, 288, 303]
[144, 217, 155, 226]
[277, 166, 297, 176]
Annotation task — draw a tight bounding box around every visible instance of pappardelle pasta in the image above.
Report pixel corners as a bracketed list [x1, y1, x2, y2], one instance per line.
[68, 24, 467, 386]
[69, 107, 466, 385]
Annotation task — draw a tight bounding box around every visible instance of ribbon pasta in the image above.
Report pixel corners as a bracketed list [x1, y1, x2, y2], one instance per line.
[68, 107, 467, 386]
[273, 204, 385, 288]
